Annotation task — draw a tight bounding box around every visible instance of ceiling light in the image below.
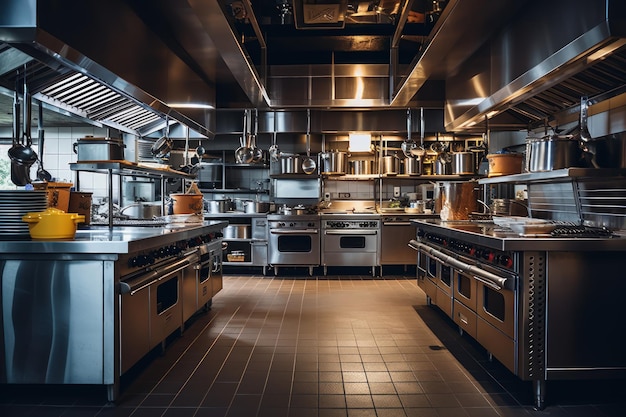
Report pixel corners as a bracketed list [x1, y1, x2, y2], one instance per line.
[168, 103, 215, 109]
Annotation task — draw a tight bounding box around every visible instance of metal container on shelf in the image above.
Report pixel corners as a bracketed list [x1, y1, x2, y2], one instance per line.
[350, 159, 374, 175]
[526, 135, 583, 172]
[320, 151, 348, 174]
[73, 136, 125, 161]
[403, 157, 422, 175]
[280, 154, 302, 174]
[451, 152, 475, 175]
[223, 224, 251, 239]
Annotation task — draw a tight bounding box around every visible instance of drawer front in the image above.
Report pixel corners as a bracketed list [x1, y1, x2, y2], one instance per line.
[453, 300, 477, 339]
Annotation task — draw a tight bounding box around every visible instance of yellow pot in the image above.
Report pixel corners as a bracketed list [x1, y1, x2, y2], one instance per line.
[22, 207, 85, 240]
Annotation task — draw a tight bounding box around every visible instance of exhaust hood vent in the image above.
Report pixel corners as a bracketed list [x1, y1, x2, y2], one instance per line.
[446, 0, 626, 132]
[38, 73, 162, 133]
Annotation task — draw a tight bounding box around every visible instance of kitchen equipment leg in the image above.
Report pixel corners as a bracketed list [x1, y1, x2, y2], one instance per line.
[274, 266, 279, 276]
[533, 379, 546, 410]
[309, 266, 313, 276]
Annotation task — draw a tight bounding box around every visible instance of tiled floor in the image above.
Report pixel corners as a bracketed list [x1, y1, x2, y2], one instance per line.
[1, 270, 626, 417]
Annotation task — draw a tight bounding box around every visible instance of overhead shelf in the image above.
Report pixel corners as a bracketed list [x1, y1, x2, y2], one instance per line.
[70, 161, 197, 180]
[478, 168, 626, 184]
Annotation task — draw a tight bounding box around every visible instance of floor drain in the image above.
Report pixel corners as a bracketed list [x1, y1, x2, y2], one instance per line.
[429, 345, 446, 351]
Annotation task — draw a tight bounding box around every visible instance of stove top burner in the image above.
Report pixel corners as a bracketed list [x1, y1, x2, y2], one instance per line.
[550, 225, 614, 238]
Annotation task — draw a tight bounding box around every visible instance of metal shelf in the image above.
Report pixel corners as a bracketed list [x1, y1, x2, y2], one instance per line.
[478, 168, 626, 185]
[70, 161, 197, 180]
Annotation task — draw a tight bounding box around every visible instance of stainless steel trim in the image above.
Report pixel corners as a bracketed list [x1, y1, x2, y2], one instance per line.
[383, 221, 412, 226]
[270, 229, 319, 235]
[324, 230, 377, 235]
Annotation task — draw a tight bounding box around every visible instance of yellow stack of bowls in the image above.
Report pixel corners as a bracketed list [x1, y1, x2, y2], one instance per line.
[22, 207, 85, 240]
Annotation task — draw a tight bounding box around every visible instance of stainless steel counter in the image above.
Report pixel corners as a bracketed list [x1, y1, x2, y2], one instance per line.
[411, 219, 626, 251]
[0, 221, 228, 255]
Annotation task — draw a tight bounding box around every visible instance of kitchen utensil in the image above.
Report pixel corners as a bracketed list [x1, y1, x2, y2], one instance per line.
[205, 199, 230, 213]
[434, 181, 479, 221]
[486, 152, 524, 176]
[410, 107, 427, 158]
[350, 159, 374, 175]
[302, 109, 317, 174]
[170, 193, 203, 214]
[280, 154, 302, 174]
[235, 110, 254, 164]
[403, 156, 422, 175]
[8, 73, 38, 168]
[73, 136, 125, 161]
[451, 152, 474, 175]
[401, 108, 417, 157]
[151, 115, 173, 159]
[251, 109, 263, 163]
[36, 101, 52, 181]
[525, 135, 582, 172]
[381, 155, 400, 175]
[578, 96, 592, 143]
[195, 140, 205, 162]
[268, 111, 280, 161]
[22, 207, 85, 240]
[321, 150, 348, 174]
[120, 201, 162, 219]
[243, 200, 270, 213]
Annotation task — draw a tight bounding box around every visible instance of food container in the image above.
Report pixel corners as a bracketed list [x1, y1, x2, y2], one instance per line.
[321, 151, 348, 175]
[68, 191, 93, 224]
[280, 154, 302, 174]
[243, 200, 270, 213]
[381, 155, 400, 175]
[227, 250, 245, 262]
[434, 181, 479, 221]
[403, 157, 422, 175]
[205, 199, 230, 213]
[120, 201, 162, 219]
[451, 152, 475, 175]
[22, 207, 85, 240]
[486, 153, 524, 177]
[526, 135, 584, 172]
[350, 160, 374, 175]
[73, 136, 125, 161]
[224, 225, 250, 239]
[170, 193, 203, 214]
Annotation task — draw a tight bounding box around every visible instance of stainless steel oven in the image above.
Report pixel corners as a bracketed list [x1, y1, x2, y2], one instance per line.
[268, 214, 320, 275]
[322, 217, 380, 276]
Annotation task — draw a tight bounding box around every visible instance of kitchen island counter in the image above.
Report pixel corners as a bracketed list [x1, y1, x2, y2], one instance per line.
[0, 221, 227, 255]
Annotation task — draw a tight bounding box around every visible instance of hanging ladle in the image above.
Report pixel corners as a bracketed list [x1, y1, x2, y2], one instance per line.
[268, 110, 280, 161]
[401, 108, 417, 158]
[410, 107, 427, 157]
[8, 70, 38, 167]
[36, 100, 52, 181]
[302, 109, 317, 174]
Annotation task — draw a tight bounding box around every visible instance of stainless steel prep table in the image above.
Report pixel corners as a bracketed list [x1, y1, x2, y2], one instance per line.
[0, 221, 227, 402]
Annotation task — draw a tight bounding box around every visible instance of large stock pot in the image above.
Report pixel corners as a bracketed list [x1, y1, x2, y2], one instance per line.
[433, 181, 479, 221]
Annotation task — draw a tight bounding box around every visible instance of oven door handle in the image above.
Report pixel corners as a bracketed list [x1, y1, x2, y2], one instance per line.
[383, 222, 412, 226]
[409, 240, 508, 290]
[270, 229, 319, 235]
[120, 255, 193, 295]
[325, 230, 378, 235]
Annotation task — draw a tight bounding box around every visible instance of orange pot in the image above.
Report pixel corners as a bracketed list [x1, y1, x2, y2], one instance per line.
[170, 193, 203, 214]
[486, 153, 524, 177]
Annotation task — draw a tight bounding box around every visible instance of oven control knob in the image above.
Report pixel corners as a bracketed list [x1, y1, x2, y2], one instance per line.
[308, 222, 315, 227]
[128, 257, 138, 268]
[279, 222, 286, 227]
[150, 250, 159, 260]
[498, 255, 513, 268]
[290, 222, 295, 227]
[483, 250, 495, 262]
[417, 229, 426, 238]
[469, 246, 476, 256]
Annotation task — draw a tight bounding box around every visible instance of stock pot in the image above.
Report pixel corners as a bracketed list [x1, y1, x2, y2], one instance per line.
[120, 202, 162, 219]
[451, 152, 474, 175]
[321, 151, 348, 174]
[434, 181, 479, 221]
[526, 135, 583, 172]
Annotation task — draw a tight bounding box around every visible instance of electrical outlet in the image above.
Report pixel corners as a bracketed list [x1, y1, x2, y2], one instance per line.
[324, 192, 331, 201]
[339, 192, 351, 198]
[393, 187, 401, 197]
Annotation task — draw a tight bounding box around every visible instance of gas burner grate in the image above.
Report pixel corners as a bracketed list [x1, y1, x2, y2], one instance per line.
[550, 225, 613, 238]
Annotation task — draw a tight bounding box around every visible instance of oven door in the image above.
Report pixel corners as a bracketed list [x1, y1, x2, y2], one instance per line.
[322, 229, 378, 266]
[269, 228, 320, 266]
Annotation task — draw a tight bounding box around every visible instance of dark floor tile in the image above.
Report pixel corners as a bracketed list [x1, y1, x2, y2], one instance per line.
[318, 394, 346, 408]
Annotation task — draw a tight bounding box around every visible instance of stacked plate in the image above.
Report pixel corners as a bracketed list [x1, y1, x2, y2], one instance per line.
[0, 190, 48, 238]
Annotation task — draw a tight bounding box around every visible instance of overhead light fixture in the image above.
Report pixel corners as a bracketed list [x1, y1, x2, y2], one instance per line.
[348, 132, 372, 152]
[168, 102, 215, 109]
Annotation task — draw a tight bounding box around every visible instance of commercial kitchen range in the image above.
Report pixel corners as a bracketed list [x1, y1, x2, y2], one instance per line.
[0, 220, 227, 402]
[409, 218, 626, 409]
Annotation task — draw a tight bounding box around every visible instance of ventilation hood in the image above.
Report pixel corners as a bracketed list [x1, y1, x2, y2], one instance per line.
[0, 0, 216, 137]
[446, 0, 626, 132]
